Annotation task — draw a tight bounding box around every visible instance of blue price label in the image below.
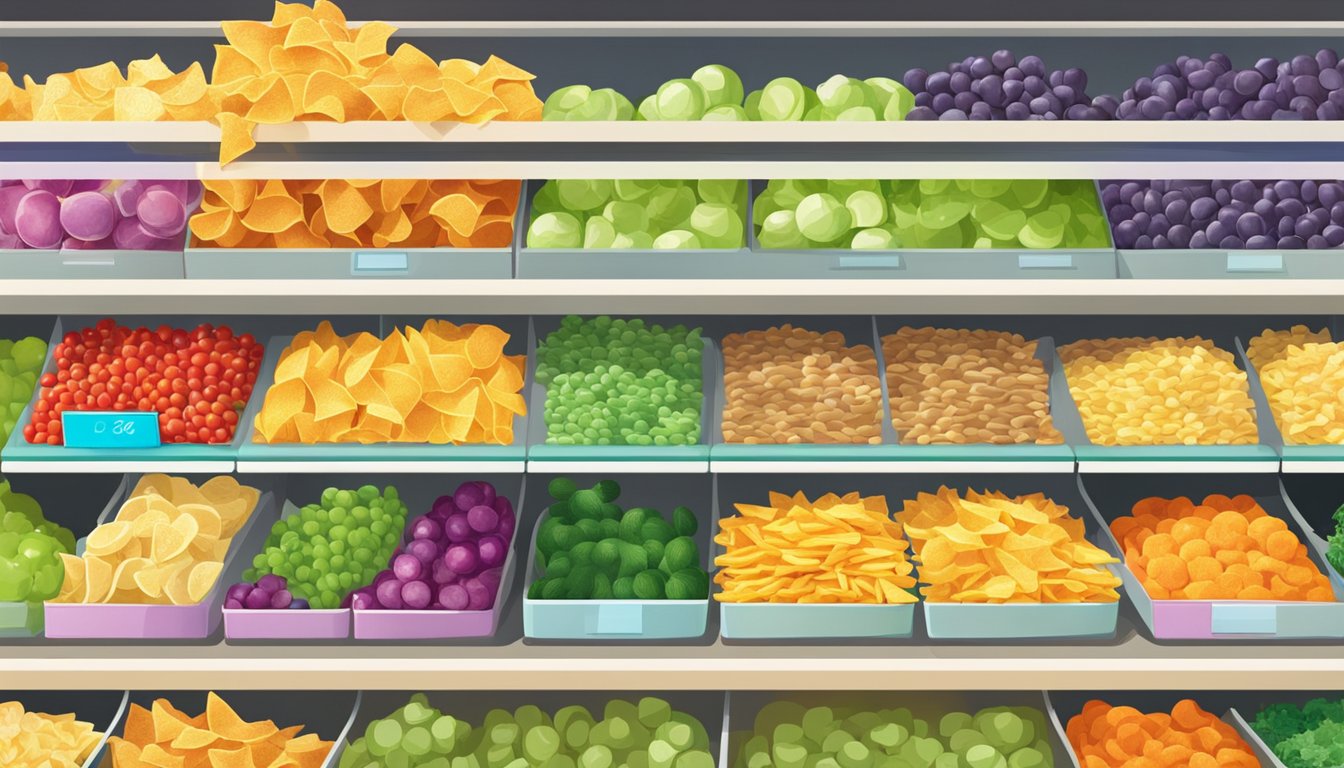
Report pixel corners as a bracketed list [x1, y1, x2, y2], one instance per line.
[61, 411, 161, 449]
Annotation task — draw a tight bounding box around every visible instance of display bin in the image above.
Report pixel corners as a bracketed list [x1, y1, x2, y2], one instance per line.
[0, 315, 284, 474]
[514, 179, 759, 279]
[332, 690, 726, 768]
[723, 691, 1072, 768]
[44, 473, 279, 640]
[1235, 327, 1344, 473]
[1080, 472, 1344, 640]
[1046, 690, 1277, 768]
[527, 315, 716, 474]
[235, 316, 532, 474]
[1226, 690, 1344, 768]
[0, 244, 186, 279]
[522, 473, 713, 641]
[1277, 475, 1344, 593]
[349, 473, 524, 641]
[747, 180, 1117, 280]
[108, 689, 359, 768]
[0, 690, 128, 768]
[1051, 317, 1281, 474]
[0, 474, 126, 638]
[870, 316, 1077, 473]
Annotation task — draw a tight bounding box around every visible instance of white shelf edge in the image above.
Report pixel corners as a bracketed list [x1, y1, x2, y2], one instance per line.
[0, 460, 236, 473]
[234, 460, 527, 473]
[1280, 460, 1344, 473]
[710, 460, 1078, 473]
[1076, 460, 1282, 474]
[525, 460, 710, 473]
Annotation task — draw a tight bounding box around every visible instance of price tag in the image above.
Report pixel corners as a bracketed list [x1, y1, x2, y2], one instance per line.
[353, 251, 409, 273]
[1018, 253, 1074, 269]
[1226, 253, 1284, 272]
[837, 254, 902, 270]
[1211, 603, 1277, 635]
[594, 604, 643, 634]
[61, 411, 161, 449]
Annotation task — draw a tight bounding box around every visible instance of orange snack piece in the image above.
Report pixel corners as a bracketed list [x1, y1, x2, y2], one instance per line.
[1065, 699, 1259, 768]
[107, 692, 330, 768]
[1110, 494, 1334, 602]
[896, 487, 1122, 603]
[713, 490, 917, 604]
[252, 319, 526, 445]
[190, 179, 520, 249]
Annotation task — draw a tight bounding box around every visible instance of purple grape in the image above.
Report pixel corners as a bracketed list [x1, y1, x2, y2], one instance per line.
[374, 569, 397, 588]
[499, 512, 516, 543]
[112, 181, 142, 217]
[401, 579, 432, 610]
[476, 567, 503, 595]
[431, 558, 459, 585]
[439, 583, 469, 610]
[257, 574, 286, 593]
[453, 482, 485, 512]
[15, 189, 62, 249]
[270, 589, 293, 609]
[444, 513, 472, 543]
[290, 597, 310, 610]
[375, 578, 404, 609]
[392, 553, 423, 581]
[463, 578, 493, 610]
[112, 216, 158, 250]
[477, 535, 507, 569]
[135, 188, 186, 237]
[58, 191, 115, 242]
[225, 598, 243, 610]
[226, 583, 252, 603]
[244, 588, 272, 610]
[22, 180, 73, 196]
[349, 590, 376, 610]
[444, 543, 479, 575]
[409, 515, 442, 542]
[468, 504, 498, 533]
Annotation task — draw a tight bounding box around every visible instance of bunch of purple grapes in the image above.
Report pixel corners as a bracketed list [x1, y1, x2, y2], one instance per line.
[0, 179, 201, 250]
[903, 50, 1111, 121]
[226, 574, 309, 610]
[1114, 50, 1344, 120]
[347, 481, 515, 612]
[1101, 179, 1344, 250]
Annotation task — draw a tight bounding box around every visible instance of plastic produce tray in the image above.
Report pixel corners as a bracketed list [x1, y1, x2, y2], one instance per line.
[2, 690, 128, 768]
[333, 690, 725, 768]
[1277, 475, 1344, 594]
[1046, 690, 1277, 768]
[747, 180, 1117, 280]
[235, 316, 532, 473]
[351, 473, 523, 640]
[723, 691, 1072, 768]
[112, 689, 359, 768]
[0, 315, 279, 474]
[1227, 690, 1343, 768]
[526, 316, 716, 474]
[1236, 333, 1344, 472]
[514, 179, 761, 279]
[0, 243, 185, 279]
[522, 473, 713, 640]
[43, 473, 279, 640]
[1081, 473, 1344, 640]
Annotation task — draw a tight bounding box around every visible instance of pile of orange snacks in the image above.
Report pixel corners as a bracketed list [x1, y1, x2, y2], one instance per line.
[1059, 336, 1259, 446]
[1110, 494, 1334, 601]
[1247, 325, 1344, 445]
[0, 700, 101, 768]
[252, 320, 526, 445]
[190, 179, 520, 249]
[713, 491, 917, 604]
[108, 692, 331, 768]
[896, 487, 1122, 603]
[1065, 699, 1259, 768]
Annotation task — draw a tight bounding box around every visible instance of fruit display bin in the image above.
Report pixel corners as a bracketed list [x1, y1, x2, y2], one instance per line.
[724, 690, 1073, 767]
[525, 316, 717, 473]
[1080, 472, 1344, 641]
[43, 473, 279, 640]
[1045, 690, 1279, 768]
[514, 179, 761, 280]
[0, 239, 186, 280]
[712, 473, 916, 640]
[235, 316, 532, 474]
[746, 180, 1117, 280]
[331, 690, 726, 768]
[0, 315, 276, 474]
[4, 689, 128, 768]
[522, 473, 713, 640]
[1235, 328, 1344, 473]
[349, 473, 524, 641]
[112, 689, 360, 768]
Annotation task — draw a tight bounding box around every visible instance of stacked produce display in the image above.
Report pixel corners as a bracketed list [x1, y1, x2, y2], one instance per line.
[1248, 325, 1344, 444]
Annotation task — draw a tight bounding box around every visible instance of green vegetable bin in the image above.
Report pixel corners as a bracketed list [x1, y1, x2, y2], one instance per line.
[1227, 690, 1344, 768]
[522, 474, 713, 640]
[6, 690, 128, 768]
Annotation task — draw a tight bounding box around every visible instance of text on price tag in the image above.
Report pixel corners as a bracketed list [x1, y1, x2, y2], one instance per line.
[61, 411, 161, 449]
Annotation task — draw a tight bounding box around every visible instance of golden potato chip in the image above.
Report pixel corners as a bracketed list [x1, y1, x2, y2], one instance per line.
[0, 701, 103, 768]
[188, 561, 225, 604]
[86, 520, 133, 555]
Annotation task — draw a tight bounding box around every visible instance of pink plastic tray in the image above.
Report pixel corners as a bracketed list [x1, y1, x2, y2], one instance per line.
[351, 546, 516, 640]
[223, 608, 351, 640]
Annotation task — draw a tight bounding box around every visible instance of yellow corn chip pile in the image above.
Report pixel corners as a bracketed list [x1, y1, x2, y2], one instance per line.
[190, 179, 520, 249]
[897, 487, 1121, 603]
[1060, 336, 1260, 446]
[108, 692, 331, 768]
[210, 0, 542, 162]
[714, 491, 917, 604]
[0, 701, 101, 768]
[1248, 325, 1344, 445]
[253, 319, 526, 445]
[0, 55, 216, 122]
[54, 475, 260, 606]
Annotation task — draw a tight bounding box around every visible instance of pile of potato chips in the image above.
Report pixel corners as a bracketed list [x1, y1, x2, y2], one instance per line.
[53, 475, 260, 605]
[253, 320, 526, 445]
[714, 491, 917, 604]
[189, 179, 520, 249]
[0, 55, 215, 122]
[897, 487, 1122, 603]
[1248, 325, 1344, 445]
[109, 692, 331, 768]
[0, 701, 102, 768]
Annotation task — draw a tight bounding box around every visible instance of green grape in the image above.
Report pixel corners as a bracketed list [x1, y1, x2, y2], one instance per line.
[691, 64, 744, 110]
[758, 77, 810, 121]
[0, 337, 45, 446]
[527, 212, 582, 249]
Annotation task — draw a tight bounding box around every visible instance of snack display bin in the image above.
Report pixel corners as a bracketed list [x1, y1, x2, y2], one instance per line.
[1080, 472, 1344, 640]
[1236, 327, 1344, 473]
[235, 316, 532, 473]
[333, 690, 726, 768]
[349, 473, 524, 641]
[747, 181, 1118, 280]
[111, 689, 360, 768]
[1, 690, 128, 768]
[522, 473, 713, 640]
[43, 473, 279, 640]
[1046, 690, 1278, 768]
[1277, 474, 1344, 592]
[526, 315, 716, 473]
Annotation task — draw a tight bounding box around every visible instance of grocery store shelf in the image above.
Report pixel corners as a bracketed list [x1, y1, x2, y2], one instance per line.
[234, 459, 527, 474]
[6, 279, 1344, 315]
[709, 460, 1077, 473]
[0, 458, 235, 474]
[1076, 460, 1281, 474]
